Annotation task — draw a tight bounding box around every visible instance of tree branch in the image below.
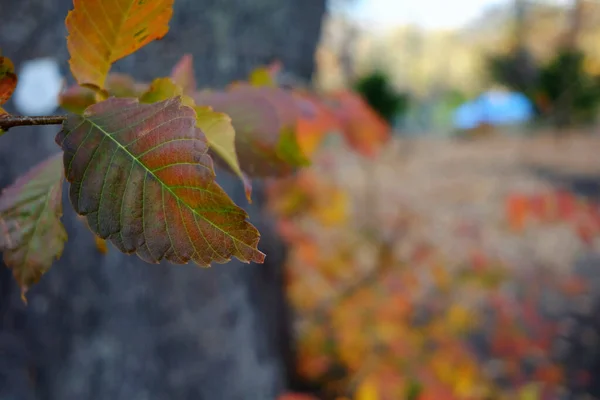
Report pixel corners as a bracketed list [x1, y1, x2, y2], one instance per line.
[0, 115, 67, 132]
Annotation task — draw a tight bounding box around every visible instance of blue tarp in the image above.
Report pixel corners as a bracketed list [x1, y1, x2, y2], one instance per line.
[453, 90, 534, 130]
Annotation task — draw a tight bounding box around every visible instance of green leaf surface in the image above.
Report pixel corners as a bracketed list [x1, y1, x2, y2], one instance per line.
[0, 153, 66, 295]
[56, 96, 264, 266]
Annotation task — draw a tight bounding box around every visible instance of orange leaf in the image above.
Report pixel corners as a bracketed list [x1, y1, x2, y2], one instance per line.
[328, 90, 391, 158]
[66, 0, 174, 91]
[0, 56, 17, 105]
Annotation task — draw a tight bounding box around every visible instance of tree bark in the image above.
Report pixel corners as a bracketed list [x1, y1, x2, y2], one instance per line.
[0, 0, 325, 399]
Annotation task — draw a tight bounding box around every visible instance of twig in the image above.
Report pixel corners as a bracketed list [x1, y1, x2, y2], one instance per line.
[0, 115, 67, 132]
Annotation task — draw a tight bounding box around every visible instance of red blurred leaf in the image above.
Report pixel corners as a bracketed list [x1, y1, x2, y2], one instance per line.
[327, 90, 391, 158]
[195, 85, 310, 177]
[171, 54, 196, 96]
[0, 56, 17, 105]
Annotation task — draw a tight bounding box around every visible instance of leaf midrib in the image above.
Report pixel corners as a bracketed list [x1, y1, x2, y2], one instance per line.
[85, 114, 250, 248]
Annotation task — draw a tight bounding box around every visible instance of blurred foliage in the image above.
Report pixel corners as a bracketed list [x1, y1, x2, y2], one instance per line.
[489, 48, 600, 127]
[271, 137, 600, 399]
[352, 70, 409, 124]
[537, 49, 600, 126]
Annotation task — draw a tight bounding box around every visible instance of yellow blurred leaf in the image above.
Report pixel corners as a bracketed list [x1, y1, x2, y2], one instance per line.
[312, 189, 348, 226]
[249, 66, 277, 87]
[94, 236, 108, 255]
[518, 383, 541, 400]
[355, 377, 378, 400]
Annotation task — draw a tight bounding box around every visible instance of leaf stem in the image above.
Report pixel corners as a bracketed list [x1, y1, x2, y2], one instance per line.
[0, 115, 67, 131]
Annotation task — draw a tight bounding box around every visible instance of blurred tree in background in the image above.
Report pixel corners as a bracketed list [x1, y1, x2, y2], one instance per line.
[353, 70, 410, 124]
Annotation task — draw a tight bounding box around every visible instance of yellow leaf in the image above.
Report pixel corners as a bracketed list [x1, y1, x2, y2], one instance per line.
[195, 106, 251, 202]
[139, 77, 194, 107]
[249, 66, 277, 87]
[66, 0, 174, 91]
[518, 383, 541, 400]
[447, 304, 473, 334]
[355, 377, 378, 400]
[94, 236, 108, 255]
[312, 189, 348, 226]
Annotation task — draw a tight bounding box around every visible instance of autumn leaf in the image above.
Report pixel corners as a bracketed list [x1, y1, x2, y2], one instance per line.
[355, 377, 379, 400]
[60, 73, 149, 114]
[249, 66, 277, 87]
[0, 153, 66, 296]
[328, 90, 391, 158]
[139, 77, 194, 107]
[194, 106, 252, 202]
[66, 0, 174, 91]
[292, 90, 341, 158]
[195, 85, 310, 177]
[171, 54, 196, 96]
[0, 56, 17, 105]
[55, 96, 264, 266]
[140, 78, 250, 201]
[0, 107, 7, 135]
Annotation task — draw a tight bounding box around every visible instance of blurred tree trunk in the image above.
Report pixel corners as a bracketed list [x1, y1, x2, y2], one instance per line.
[556, 0, 585, 129]
[0, 1, 325, 399]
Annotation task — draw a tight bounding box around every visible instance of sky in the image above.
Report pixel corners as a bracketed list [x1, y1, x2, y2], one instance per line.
[344, 0, 571, 30]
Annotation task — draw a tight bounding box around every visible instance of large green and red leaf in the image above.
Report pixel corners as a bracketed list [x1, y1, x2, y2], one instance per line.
[66, 0, 174, 91]
[139, 77, 250, 200]
[0, 154, 66, 295]
[56, 96, 264, 266]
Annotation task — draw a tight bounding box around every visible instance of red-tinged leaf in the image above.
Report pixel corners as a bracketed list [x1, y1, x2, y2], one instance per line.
[0, 56, 17, 105]
[195, 85, 310, 177]
[60, 73, 149, 114]
[66, 0, 174, 91]
[55, 97, 264, 266]
[139, 78, 249, 201]
[171, 54, 196, 95]
[292, 91, 341, 157]
[0, 153, 66, 296]
[505, 194, 529, 232]
[328, 90, 391, 157]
